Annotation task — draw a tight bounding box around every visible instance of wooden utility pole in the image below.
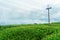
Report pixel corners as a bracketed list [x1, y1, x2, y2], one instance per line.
[46, 6, 52, 25]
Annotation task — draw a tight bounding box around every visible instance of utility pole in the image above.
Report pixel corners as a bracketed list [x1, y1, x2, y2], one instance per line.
[46, 5, 52, 25]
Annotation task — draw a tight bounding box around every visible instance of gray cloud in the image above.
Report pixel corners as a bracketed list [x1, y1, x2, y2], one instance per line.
[0, 0, 60, 25]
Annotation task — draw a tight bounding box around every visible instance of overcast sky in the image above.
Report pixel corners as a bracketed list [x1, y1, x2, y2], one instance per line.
[0, 0, 60, 25]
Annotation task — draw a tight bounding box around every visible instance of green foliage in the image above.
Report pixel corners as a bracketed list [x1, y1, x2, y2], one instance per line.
[0, 23, 60, 40]
[42, 32, 60, 40]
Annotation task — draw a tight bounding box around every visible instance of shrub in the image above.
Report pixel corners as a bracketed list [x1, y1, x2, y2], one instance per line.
[42, 32, 60, 40]
[0, 25, 59, 40]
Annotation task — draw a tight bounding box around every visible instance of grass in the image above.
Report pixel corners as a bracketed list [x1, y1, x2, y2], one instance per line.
[0, 23, 60, 40]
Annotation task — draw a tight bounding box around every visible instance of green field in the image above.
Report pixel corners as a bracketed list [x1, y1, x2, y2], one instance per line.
[0, 22, 60, 40]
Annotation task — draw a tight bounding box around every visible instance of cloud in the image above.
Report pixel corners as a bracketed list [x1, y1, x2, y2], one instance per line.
[0, 0, 60, 25]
